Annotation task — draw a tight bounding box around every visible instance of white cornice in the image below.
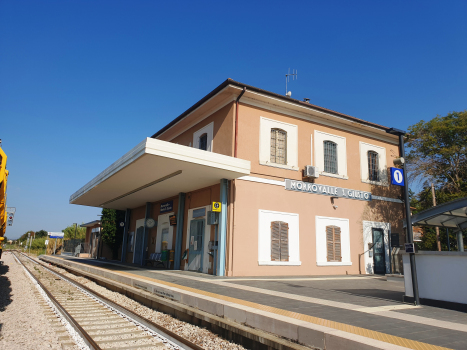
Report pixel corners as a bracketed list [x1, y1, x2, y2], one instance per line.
[155, 83, 399, 146]
[240, 93, 399, 145]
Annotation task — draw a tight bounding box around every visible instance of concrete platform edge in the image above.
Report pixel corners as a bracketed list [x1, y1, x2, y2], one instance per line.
[40, 256, 411, 350]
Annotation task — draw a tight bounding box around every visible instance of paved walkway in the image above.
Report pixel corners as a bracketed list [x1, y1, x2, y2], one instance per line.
[45, 256, 467, 350]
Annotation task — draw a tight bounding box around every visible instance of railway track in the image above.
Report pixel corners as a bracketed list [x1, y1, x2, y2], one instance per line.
[13, 252, 204, 350]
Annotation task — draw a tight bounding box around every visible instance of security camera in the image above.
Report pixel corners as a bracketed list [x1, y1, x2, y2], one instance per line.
[333, 205, 338, 209]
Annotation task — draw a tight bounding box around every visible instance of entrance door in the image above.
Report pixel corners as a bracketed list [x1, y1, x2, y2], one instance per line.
[188, 219, 205, 272]
[133, 226, 144, 265]
[372, 228, 386, 274]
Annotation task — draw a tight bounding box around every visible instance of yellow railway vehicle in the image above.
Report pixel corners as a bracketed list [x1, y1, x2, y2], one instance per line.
[0, 145, 8, 237]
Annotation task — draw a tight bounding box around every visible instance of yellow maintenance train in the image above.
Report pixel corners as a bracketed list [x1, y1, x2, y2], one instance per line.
[0, 144, 9, 239]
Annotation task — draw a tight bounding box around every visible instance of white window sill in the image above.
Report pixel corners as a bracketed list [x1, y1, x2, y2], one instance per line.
[361, 179, 389, 187]
[259, 161, 299, 171]
[258, 261, 302, 266]
[320, 172, 348, 180]
[317, 261, 352, 266]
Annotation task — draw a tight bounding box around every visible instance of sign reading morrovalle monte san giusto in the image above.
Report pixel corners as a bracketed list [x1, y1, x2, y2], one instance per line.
[285, 179, 372, 201]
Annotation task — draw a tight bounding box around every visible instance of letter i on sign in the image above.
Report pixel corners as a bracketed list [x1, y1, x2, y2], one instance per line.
[391, 167, 404, 186]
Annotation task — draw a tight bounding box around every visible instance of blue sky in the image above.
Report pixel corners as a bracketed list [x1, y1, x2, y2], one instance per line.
[1, 1, 466, 239]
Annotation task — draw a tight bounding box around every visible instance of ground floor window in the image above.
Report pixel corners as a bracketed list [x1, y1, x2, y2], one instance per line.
[326, 225, 342, 262]
[258, 210, 300, 265]
[316, 216, 351, 266]
[271, 221, 289, 261]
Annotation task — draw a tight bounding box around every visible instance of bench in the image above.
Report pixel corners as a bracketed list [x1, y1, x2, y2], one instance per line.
[146, 252, 165, 268]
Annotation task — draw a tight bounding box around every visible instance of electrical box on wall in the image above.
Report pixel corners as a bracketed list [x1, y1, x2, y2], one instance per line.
[207, 211, 219, 225]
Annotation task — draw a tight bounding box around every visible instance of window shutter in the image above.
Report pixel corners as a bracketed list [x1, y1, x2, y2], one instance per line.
[270, 130, 277, 163]
[279, 222, 289, 261]
[271, 221, 281, 261]
[326, 225, 342, 262]
[334, 226, 342, 262]
[270, 129, 287, 165]
[326, 226, 334, 261]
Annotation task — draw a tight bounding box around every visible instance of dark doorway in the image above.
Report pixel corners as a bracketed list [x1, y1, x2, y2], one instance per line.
[372, 228, 386, 274]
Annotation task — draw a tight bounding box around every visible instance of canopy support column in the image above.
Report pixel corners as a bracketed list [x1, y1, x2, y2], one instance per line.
[174, 193, 186, 270]
[141, 202, 152, 266]
[458, 231, 464, 252]
[121, 209, 130, 263]
[217, 179, 228, 276]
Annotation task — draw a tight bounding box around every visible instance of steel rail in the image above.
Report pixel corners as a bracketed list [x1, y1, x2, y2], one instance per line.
[14, 252, 102, 350]
[20, 253, 204, 350]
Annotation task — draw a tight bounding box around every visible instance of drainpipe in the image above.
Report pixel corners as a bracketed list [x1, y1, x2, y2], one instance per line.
[120, 209, 130, 263]
[234, 87, 247, 158]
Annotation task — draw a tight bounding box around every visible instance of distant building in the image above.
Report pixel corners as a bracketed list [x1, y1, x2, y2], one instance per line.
[71, 79, 405, 276]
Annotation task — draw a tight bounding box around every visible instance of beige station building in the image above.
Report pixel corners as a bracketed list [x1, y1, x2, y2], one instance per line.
[71, 79, 405, 277]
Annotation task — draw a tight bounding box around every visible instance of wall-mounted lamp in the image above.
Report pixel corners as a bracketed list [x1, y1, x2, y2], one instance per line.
[331, 196, 338, 209]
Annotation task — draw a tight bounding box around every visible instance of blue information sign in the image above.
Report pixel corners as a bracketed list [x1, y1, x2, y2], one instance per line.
[160, 201, 173, 213]
[390, 167, 404, 186]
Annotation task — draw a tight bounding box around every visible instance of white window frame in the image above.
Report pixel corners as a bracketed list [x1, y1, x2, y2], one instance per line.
[314, 130, 348, 179]
[359, 142, 388, 186]
[258, 209, 301, 266]
[193, 122, 214, 152]
[315, 216, 351, 266]
[362, 221, 391, 274]
[259, 117, 298, 171]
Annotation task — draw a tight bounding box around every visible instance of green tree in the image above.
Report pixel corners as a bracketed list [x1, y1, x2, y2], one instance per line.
[101, 208, 125, 259]
[62, 224, 86, 240]
[406, 111, 467, 250]
[406, 110, 467, 194]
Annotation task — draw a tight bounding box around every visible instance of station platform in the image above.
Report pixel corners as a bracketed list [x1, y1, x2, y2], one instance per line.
[40, 255, 467, 350]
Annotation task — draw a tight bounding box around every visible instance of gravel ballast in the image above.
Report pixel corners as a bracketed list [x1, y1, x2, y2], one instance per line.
[38, 257, 247, 350]
[0, 252, 64, 350]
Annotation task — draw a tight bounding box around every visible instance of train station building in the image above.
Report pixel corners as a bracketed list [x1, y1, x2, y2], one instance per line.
[71, 79, 405, 277]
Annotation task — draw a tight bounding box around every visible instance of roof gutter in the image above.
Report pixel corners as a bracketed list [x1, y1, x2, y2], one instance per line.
[234, 87, 246, 158]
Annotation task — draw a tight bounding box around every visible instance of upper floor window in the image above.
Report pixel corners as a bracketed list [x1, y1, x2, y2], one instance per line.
[271, 221, 289, 262]
[193, 122, 213, 152]
[270, 128, 287, 165]
[367, 150, 379, 181]
[359, 142, 388, 185]
[323, 140, 338, 174]
[199, 133, 208, 151]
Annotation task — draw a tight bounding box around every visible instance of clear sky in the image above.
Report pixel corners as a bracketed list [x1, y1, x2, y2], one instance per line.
[1, 1, 466, 239]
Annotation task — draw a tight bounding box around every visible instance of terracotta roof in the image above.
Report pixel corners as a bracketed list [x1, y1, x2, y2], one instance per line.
[152, 78, 393, 138]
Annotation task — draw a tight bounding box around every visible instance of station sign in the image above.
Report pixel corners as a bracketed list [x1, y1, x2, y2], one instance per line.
[390, 167, 404, 186]
[48, 232, 64, 239]
[160, 201, 173, 213]
[285, 179, 372, 201]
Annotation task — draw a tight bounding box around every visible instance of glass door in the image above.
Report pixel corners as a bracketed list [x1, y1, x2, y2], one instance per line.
[372, 228, 386, 274]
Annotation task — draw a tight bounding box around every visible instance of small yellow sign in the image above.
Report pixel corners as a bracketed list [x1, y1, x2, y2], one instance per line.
[212, 202, 221, 212]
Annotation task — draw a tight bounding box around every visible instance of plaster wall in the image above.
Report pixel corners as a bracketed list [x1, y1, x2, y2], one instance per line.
[157, 103, 235, 157]
[231, 179, 402, 276]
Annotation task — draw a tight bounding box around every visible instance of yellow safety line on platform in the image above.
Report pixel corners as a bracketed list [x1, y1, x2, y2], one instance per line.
[50, 257, 451, 350]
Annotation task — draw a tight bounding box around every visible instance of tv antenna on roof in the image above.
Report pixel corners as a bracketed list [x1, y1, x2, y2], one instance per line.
[285, 68, 297, 96]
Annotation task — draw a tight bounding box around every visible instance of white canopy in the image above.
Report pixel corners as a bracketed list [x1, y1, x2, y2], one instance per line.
[70, 138, 251, 210]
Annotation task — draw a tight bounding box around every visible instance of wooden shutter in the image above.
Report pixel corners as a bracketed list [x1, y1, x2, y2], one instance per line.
[326, 226, 334, 261]
[334, 226, 342, 262]
[271, 221, 281, 261]
[270, 129, 287, 165]
[326, 225, 342, 262]
[279, 222, 289, 261]
[271, 221, 289, 261]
